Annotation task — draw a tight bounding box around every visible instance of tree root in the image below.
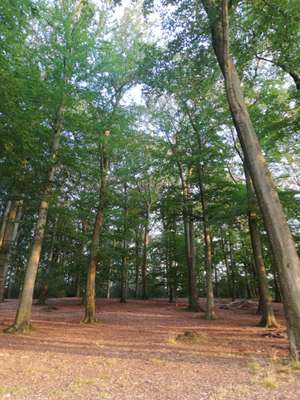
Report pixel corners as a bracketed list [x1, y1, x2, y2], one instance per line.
[3, 321, 32, 334]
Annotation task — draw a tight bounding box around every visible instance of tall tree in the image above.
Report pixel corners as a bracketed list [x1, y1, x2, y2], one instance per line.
[200, 0, 300, 358]
[5, 0, 95, 332]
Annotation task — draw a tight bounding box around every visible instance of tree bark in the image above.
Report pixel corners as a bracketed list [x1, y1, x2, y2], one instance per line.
[201, 0, 300, 358]
[5, 103, 64, 333]
[120, 183, 129, 303]
[0, 200, 12, 248]
[83, 130, 110, 323]
[245, 166, 278, 328]
[134, 228, 141, 298]
[141, 205, 150, 300]
[197, 164, 216, 319]
[0, 199, 22, 302]
[38, 220, 57, 305]
[228, 235, 236, 301]
[183, 205, 199, 311]
[220, 233, 232, 298]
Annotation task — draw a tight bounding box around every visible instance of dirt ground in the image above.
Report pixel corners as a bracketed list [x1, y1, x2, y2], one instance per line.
[0, 297, 299, 400]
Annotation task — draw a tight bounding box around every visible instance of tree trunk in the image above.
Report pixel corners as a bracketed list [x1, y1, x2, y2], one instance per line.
[202, 0, 300, 358]
[141, 205, 150, 300]
[120, 184, 129, 303]
[204, 228, 216, 319]
[273, 267, 282, 303]
[76, 273, 81, 298]
[220, 233, 232, 298]
[134, 229, 140, 298]
[0, 199, 22, 302]
[168, 253, 177, 303]
[245, 166, 278, 328]
[83, 130, 110, 323]
[5, 104, 64, 333]
[182, 209, 199, 311]
[197, 164, 216, 319]
[38, 220, 57, 305]
[228, 235, 236, 301]
[177, 162, 199, 312]
[120, 251, 128, 303]
[0, 200, 12, 248]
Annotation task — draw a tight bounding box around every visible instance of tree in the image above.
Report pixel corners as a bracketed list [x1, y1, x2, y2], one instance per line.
[5, 0, 96, 332]
[83, 130, 110, 323]
[200, 0, 300, 358]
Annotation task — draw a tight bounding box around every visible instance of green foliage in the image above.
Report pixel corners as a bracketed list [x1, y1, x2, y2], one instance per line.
[1, 0, 299, 301]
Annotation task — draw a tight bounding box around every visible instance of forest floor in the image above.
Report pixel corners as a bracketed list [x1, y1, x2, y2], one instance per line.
[0, 298, 300, 400]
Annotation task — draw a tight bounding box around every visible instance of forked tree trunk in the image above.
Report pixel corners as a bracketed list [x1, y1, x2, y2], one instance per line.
[83, 130, 110, 323]
[0, 199, 23, 302]
[201, 0, 300, 358]
[5, 104, 65, 333]
[245, 167, 278, 328]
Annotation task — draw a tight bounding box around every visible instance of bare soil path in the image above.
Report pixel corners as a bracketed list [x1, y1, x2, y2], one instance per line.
[0, 298, 299, 400]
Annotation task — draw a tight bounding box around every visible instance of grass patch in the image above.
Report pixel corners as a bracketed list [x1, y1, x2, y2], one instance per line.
[262, 375, 278, 389]
[290, 360, 300, 371]
[248, 359, 262, 374]
[150, 357, 166, 366]
[0, 386, 20, 397]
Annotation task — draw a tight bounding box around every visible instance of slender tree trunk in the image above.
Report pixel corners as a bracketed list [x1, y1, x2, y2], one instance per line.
[141, 205, 150, 300]
[83, 131, 110, 323]
[228, 235, 236, 301]
[76, 273, 81, 298]
[134, 229, 140, 298]
[273, 267, 282, 303]
[202, 0, 300, 358]
[245, 167, 278, 328]
[197, 164, 216, 319]
[120, 251, 128, 303]
[214, 262, 218, 298]
[0, 200, 12, 248]
[182, 209, 199, 311]
[167, 250, 177, 303]
[168, 222, 178, 303]
[5, 103, 64, 333]
[220, 233, 232, 298]
[0, 199, 22, 302]
[120, 184, 129, 303]
[106, 256, 112, 299]
[38, 220, 57, 305]
[168, 260, 177, 303]
[177, 162, 199, 312]
[204, 227, 216, 319]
